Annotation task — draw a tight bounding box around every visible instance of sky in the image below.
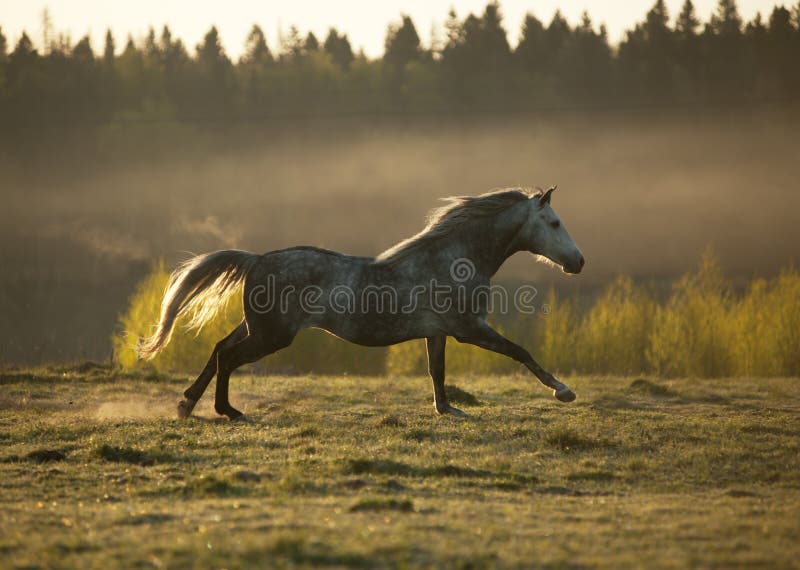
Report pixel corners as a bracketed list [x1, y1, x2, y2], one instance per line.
[0, 1, 783, 59]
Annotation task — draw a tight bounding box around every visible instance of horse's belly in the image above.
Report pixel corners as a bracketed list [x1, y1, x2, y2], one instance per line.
[311, 312, 437, 347]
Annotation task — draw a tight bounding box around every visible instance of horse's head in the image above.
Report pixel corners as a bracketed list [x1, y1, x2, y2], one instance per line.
[519, 186, 584, 274]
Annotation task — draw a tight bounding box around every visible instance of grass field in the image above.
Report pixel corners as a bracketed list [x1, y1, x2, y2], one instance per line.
[1, 365, 798, 569]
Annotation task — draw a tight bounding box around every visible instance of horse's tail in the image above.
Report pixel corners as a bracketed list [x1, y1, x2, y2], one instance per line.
[138, 250, 260, 360]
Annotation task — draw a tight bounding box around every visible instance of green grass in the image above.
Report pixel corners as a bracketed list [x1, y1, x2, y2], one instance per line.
[0, 368, 798, 569]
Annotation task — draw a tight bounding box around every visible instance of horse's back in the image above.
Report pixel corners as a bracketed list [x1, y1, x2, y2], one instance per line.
[241, 246, 440, 345]
[248, 246, 369, 283]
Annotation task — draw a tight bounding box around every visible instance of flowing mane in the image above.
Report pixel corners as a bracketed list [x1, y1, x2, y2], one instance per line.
[375, 188, 536, 264]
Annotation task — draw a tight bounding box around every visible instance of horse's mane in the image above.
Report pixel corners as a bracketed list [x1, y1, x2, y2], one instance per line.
[375, 188, 536, 265]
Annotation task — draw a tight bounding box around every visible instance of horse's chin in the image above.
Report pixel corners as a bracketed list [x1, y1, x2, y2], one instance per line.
[533, 254, 582, 274]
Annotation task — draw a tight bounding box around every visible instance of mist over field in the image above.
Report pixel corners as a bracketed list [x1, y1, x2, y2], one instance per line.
[0, 110, 798, 363]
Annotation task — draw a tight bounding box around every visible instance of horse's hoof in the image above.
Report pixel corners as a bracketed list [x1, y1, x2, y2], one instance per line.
[177, 398, 197, 419]
[436, 405, 468, 418]
[554, 388, 576, 403]
[230, 413, 250, 423]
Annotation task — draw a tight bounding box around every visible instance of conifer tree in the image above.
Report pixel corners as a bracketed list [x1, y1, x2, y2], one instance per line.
[103, 29, 115, 66]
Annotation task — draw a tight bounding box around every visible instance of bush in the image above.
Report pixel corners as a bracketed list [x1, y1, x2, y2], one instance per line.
[770, 269, 800, 376]
[538, 288, 580, 374]
[112, 260, 242, 372]
[115, 255, 799, 378]
[578, 276, 655, 375]
[648, 252, 732, 377]
[730, 268, 800, 376]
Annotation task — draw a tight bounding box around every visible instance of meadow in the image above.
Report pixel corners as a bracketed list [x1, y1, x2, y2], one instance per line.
[1, 366, 798, 569]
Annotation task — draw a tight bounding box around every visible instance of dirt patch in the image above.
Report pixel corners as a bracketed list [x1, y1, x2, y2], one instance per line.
[95, 400, 174, 420]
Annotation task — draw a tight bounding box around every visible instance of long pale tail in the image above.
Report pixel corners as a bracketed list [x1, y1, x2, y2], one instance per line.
[138, 250, 260, 359]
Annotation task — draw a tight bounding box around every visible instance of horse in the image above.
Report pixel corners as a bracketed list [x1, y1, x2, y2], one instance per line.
[139, 186, 585, 420]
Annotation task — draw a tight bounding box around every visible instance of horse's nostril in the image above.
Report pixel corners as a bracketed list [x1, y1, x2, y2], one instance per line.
[579, 256, 585, 268]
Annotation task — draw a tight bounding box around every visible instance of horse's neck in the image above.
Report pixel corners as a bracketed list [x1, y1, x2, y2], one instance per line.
[451, 210, 525, 278]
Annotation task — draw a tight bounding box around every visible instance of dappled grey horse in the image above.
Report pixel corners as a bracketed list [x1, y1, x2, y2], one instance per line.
[140, 187, 585, 420]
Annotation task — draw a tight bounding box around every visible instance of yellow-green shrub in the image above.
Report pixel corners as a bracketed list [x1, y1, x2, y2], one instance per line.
[770, 269, 800, 375]
[113, 260, 242, 372]
[729, 268, 800, 377]
[116, 255, 798, 378]
[577, 276, 655, 374]
[538, 288, 580, 374]
[647, 252, 732, 377]
[728, 278, 774, 376]
[386, 339, 427, 376]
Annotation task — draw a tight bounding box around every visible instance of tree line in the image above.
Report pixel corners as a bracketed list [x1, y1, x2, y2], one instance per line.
[0, 0, 799, 131]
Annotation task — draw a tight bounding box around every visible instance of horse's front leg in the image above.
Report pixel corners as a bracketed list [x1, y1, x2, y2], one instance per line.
[454, 321, 576, 403]
[426, 336, 467, 417]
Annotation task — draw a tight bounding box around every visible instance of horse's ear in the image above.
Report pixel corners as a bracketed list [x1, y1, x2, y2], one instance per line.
[538, 185, 557, 206]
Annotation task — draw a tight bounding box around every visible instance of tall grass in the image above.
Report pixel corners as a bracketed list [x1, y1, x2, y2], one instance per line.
[112, 260, 242, 372]
[538, 288, 580, 374]
[728, 269, 800, 377]
[647, 252, 733, 377]
[578, 276, 655, 375]
[114, 255, 800, 378]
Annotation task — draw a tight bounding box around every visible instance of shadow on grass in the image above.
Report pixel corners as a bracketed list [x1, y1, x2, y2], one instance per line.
[344, 458, 418, 477]
[250, 537, 376, 568]
[119, 513, 176, 525]
[27, 449, 68, 463]
[349, 497, 415, 513]
[377, 415, 406, 428]
[446, 385, 483, 407]
[341, 458, 539, 489]
[405, 429, 436, 442]
[545, 428, 614, 452]
[96, 444, 175, 466]
[566, 469, 616, 482]
[186, 474, 244, 497]
[627, 378, 678, 398]
[591, 395, 649, 411]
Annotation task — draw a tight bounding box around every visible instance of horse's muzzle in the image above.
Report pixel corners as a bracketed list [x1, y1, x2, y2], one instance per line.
[563, 255, 585, 274]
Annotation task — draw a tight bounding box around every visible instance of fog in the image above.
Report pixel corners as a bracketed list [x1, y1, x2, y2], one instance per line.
[1, 109, 798, 363]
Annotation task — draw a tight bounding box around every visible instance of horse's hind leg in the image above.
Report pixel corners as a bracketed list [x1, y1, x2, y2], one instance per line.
[426, 336, 467, 417]
[177, 321, 248, 418]
[214, 329, 295, 421]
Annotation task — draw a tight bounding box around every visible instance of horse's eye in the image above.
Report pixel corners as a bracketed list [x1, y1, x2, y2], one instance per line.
[551, 220, 560, 229]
